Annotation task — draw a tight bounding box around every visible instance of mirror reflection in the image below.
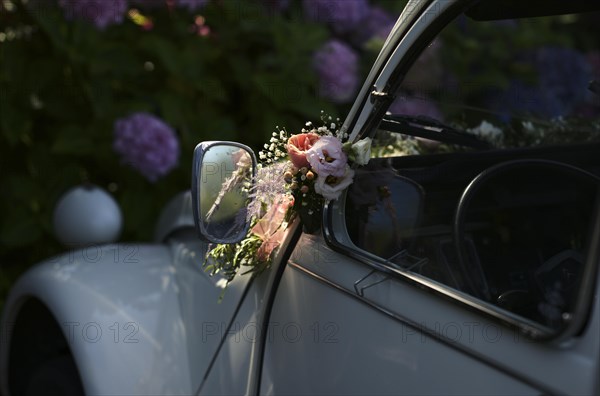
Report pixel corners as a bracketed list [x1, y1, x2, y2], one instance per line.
[198, 144, 253, 243]
[345, 167, 424, 261]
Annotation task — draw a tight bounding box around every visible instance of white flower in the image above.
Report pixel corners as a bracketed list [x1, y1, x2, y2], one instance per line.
[314, 166, 355, 201]
[351, 137, 372, 165]
[522, 121, 535, 132]
[470, 121, 502, 140]
[306, 136, 347, 177]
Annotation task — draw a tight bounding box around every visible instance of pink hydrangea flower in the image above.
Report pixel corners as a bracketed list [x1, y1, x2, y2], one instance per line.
[306, 136, 347, 177]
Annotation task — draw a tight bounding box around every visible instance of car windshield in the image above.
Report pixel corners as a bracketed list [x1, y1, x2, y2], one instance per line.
[372, 9, 600, 157]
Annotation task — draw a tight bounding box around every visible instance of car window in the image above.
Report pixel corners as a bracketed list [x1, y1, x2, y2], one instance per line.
[345, 155, 599, 330]
[340, 10, 600, 338]
[371, 12, 600, 157]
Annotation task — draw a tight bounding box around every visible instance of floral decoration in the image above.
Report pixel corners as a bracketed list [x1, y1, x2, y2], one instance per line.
[205, 113, 372, 289]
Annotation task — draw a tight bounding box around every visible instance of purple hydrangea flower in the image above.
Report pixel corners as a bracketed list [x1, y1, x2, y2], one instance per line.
[263, 0, 290, 13]
[176, 0, 208, 11]
[58, 0, 128, 30]
[403, 39, 443, 91]
[577, 51, 600, 116]
[130, 0, 167, 9]
[531, 47, 591, 115]
[113, 112, 180, 182]
[388, 95, 444, 121]
[313, 39, 359, 103]
[489, 46, 591, 119]
[587, 51, 600, 77]
[349, 6, 396, 47]
[303, 0, 369, 34]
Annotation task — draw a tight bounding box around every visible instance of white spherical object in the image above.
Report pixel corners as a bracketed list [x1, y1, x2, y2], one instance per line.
[53, 185, 123, 247]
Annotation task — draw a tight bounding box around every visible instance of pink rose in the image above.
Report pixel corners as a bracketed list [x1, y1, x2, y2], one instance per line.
[306, 136, 347, 177]
[314, 166, 355, 200]
[287, 133, 320, 168]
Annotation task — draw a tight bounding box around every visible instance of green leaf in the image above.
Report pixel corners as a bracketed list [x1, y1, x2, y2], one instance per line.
[26, 3, 70, 53]
[0, 97, 32, 147]
[0, 207, 42, 248]
[139, 36, 182, 76]
[51, 126, 95, 155]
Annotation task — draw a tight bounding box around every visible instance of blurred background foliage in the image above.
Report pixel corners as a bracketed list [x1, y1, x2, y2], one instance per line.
[1, 0, 598, 310]
[0, 0, 407, 306]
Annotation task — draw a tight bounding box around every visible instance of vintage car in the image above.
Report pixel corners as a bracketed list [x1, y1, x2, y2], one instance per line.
[2, 0, 600, 395]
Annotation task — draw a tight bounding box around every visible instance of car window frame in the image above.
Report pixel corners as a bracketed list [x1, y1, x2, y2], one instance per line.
[325, 1, 600, 342]
[325, 160, 600, 342]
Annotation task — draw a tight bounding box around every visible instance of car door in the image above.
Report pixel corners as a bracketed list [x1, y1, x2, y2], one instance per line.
[260, 171, 600, 395]
[259, 1, 600, 394]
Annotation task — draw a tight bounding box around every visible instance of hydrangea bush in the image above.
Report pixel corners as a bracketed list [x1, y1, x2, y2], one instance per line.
[0, 0, 406, 302]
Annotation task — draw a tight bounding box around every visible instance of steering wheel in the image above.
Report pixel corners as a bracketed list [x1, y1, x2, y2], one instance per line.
[453, 159, 600, 302]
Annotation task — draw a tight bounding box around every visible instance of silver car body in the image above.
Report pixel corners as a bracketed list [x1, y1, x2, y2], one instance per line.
[1, 0, 599, 394]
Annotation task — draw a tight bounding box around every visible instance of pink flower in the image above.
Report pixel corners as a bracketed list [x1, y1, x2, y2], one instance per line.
[314, 166, 355, 200]
[306, 136, 347, 177]
[286, 133, 320, 168]
[251, 195, 293, 261]
[231, 148, 251, 168]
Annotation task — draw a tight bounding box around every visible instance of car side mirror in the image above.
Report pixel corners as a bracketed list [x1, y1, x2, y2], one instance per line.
[192, 141, 256, 244]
